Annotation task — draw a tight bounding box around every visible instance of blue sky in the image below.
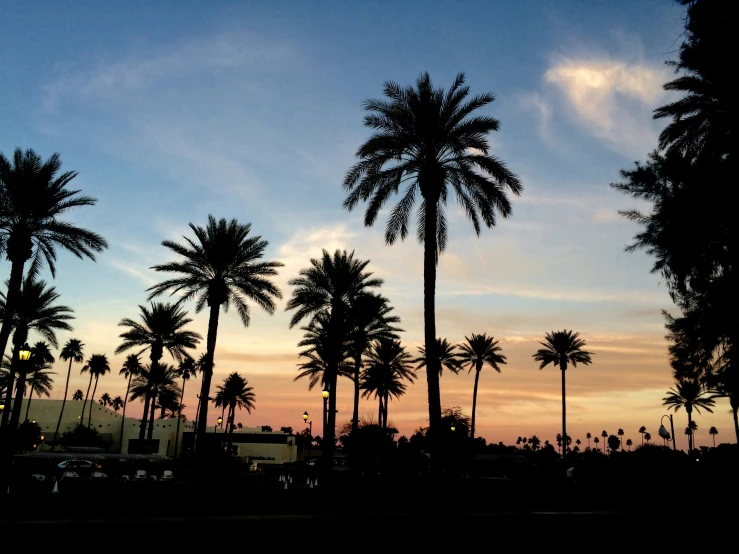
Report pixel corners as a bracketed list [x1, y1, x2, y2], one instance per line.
[3, 1, 728, 446]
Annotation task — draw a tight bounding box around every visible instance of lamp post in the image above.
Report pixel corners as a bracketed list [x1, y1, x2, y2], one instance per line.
[303, 411, 312, 462]
[19, 343, 32, 362]
[322, 388, 329, 430]
[659, 414, 677, 451]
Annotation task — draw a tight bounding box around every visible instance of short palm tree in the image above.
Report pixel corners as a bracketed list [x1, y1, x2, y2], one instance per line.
[594, 436, 600, 450]
[360, 338, 415, 428]
[0, 148, 106, 377]
[644, 432, 652, 444]
[346, 292, 400, 435]
[147, 216, 282, 450]
[626, 438, 633, 451]
[72, 389, 83, 401]
[116, 302, 201, 440]
[214, 373, 256, 433]
[130, 364, 181, 423]
[617, 428, 624, 451]
[82, 354, 110, 427]
[0, 275, 73, 429]
[709, 426, 718, 447]
[601, 430, 608, 453]
[528, 435, 541, 451]
[533, 330, 593, 458]
[111, 396, 124, 412]
[663, 379, 716, 451]
[118, 354, 143, 451]
[174, 356, 197, 458]
[22, 342, 56, 421]
[575, 438, 581, 450]
[98, 393, 111, 407]
[52, 338, 84, 449]
[342, 73, 522, 460]
[586, 432, 591, 449]
[295, 311, 353, 391]
[412, 338, 462, 376]
[639, 425, 647, 446]
[286, 249, 382, 469]
[457, 333, 506, 439]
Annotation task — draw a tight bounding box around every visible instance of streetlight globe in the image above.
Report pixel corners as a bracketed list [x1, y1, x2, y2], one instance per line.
[322, 390, 329, 399]
[217, 417, 223, 425]
[40, 435, 45, 441]
[658, 425, 670, 439]
[303, 411, 309, 422]
[19, 343, 32, 361]
[451, 425, 456, 432]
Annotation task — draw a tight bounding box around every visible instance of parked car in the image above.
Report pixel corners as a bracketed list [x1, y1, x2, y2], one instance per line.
[160, 470, 174, 482]
[60, 471, 79, 481]
[90, 471, 108, 480]
[133, 469, 148, 482]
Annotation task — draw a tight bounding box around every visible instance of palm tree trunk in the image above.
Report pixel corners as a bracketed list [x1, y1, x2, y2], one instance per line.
[80, 373, 93, 427]
[378, 397, 383, 427]
[9, 340, 31, 430]
[147, 390, 157, 441]
[352, 357, 361, 436]
[323, 354, 338, 477]
[88, 375, 99, 427]
[4, 341, 23, 429]
[24, 383, 33, 422]
[470, 364, 481, 439]
[196, 303, 221, 453]
[52, 358, 74, 452]
[194, 395, 201, 435]
[733, 406, 739, 444]
[119, 373, 132, 453]
[174, 377, 186, 459]
[560, 359, 567, 460]
[423, 196, 442, 472]
[687, 410, 693, 452]
[0, 257, 27, 379]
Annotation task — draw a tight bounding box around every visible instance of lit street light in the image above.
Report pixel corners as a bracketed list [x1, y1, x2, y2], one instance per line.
[659, 414, 677, 451]
[18, 343, 32, 361]
[215, 417, 223, 433]
[303, 411, 312, 462]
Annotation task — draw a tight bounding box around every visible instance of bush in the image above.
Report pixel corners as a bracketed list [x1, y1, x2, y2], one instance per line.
[60, 425, 103, 448]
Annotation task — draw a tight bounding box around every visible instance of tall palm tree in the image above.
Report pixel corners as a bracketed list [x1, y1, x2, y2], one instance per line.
[286, 249, 382, 470]
[601, 430, 608, 453]
[457, 333, 506, 439]
[52, 338, 84, 449]
[360, 338, 415, 427]
[639, 425, 647, 446]
[24, 341, 55, 421]
[118, 354, 142, 452]
[116, 302, 201, 441]
[663, 379, 716, 451]
[129, 365, 181, 429]
[644, 432, 651, 444]
[83, 354, 110, 427]
[709, 426, 718, 447]
[413, 338, 462, 377]
[575, 438, 581, 450]
[617, 428, 624, 451]
[214, 373, 256, 433]
[0, 275, 73, 429]
[586, 432, 591, 449]
[533, 330, 593, 460]
[342, 73, 522, 461]
[626, 438, 633, 451]
[346, 292, 400, 435]
[528, 435, 541, 451]
[0, 148, 106, 371]
[147, 216, 282, 451]
[593, 436, 600, 450]
[294, 311, 353, 391]
[174, 356, 197, 458]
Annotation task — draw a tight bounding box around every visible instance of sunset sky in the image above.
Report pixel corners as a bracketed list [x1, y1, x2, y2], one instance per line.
[1, 1, 730, 448]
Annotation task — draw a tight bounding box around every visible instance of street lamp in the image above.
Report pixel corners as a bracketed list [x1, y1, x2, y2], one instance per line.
[322, 388, 329, 428]
[18, 343, 32, 361]
[659, 414, 677, 451]
[451, 424, 456, 432]
[215, 416, 223, 433]
[303, 411, 312, 462]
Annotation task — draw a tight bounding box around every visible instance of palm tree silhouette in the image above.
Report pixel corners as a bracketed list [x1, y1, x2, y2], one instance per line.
[118, 354, 142, 452]
[663, 379, 716, 451]
[709, 426, 718, 447]
[174, 356, 197, 458]
[342, 73, 521, 461]
[528, 435, 541, 451]
[639, 426, 647, 446]
[148, 216, 282, 452]
[586, 432, 591, 449]
[626, 438, 633, 451]
[294, 310, 353, 391]
[714, 371, 739, 443]
[346, 293, 400, 434]
[601, 430, 608, 453]
[0, 148, 106, 380]
[0, 275, 73, 429]
[214, 373, 255, 433]
[20, 342, 55, 421]
[53, 339, 84, 449]
[533, 330, 593, 460]
[617, 428, 624, 451]
[457, 333, 506, 439]
[575, 439, 581, 450]
[111, 396, 124, 412]
[130, 365, 181, 426]
[83, 354, 110, 427]
[360, 338, 415, 427]
[286, 249, 381, 470]
[644, 432, 652, 444]
[412, 338, 462, 377]
[98, 393, 111, 407]
[72, 389, 83, 401]
[594, 436, 600, 450]
[116, 302, 200, 441]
